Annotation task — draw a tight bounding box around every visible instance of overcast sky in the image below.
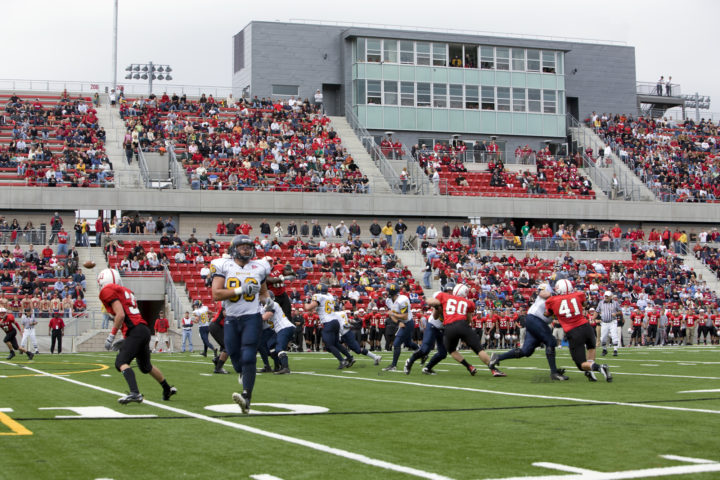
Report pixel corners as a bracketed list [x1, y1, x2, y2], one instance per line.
[2, 0, 718, 115]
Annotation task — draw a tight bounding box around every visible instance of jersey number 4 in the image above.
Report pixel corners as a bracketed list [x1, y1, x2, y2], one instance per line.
[558, 298, 581, 318]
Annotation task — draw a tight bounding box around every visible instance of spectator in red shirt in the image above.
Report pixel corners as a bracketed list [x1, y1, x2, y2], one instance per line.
[153, 311, 170, 353]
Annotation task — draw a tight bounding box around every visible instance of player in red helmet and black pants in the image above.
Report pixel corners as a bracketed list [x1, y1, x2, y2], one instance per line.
[209, 304, 229, 374]
[1, 308, 34, 360]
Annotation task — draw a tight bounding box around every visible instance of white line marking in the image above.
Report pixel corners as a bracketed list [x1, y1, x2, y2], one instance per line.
[297, 372, 720, 415]
[532, 462, 598, 474]
[0, 408, 12, 412]
[481, 456, 720, 480]
[0, 362, 454, 480]
[678, 389, 720, 394]
[250, 475, 285, 480]
[660, 455, 716, 464]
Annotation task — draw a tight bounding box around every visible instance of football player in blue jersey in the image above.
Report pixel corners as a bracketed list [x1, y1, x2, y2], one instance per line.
[404, 284, 451, 375]
[304, 283, 354, 369]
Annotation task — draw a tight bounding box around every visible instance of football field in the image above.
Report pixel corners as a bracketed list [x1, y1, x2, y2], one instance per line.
[2, 346, 720, 480]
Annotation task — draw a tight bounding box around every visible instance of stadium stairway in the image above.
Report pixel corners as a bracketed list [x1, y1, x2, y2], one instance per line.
[569, 123, 655, 201]
[394, 248, 437, 298]
[328, 116, 393, 194]
[96, 102, 143, 188]
[679, 252, 720, 297]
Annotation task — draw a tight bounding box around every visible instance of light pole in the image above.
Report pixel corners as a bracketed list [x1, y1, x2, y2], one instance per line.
[124, 62, 173, 96]
[682, 93, 711, 122]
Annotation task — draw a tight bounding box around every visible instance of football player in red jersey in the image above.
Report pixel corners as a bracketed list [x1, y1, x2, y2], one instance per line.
[98, 268, 177, 404]
[209, 304, 229, 374]
[629, 308, 644, 347]
[646, 307, 660, 346]
[425, 283, 506, 377]
[545, 279, 611, 382]
[1, 307, 34, 360]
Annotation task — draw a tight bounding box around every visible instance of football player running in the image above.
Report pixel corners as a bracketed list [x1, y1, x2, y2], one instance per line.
[211, 235, 271, 413]
[545, 279, 612, 382]
[261, 291, 296, 374]
[338, 309, 382, 366]
[426, 283, 506, 377]
[382, 284, 420, 371]
[98, 268, 176, 404]
[489, 282, 569, 381]
[403, 284, 450, 375]
[304, 283, 354, 369]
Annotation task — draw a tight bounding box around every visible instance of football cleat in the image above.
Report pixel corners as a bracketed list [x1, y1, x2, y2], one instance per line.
[162, 386, 178, 401]
[212, 355, 219, 366]
[422, 367, 437, 375]
[345, 356, 356, 368]
[601, 349, 607, 356]
[118, 392, 144, 404]
[274, 368, 291, 375]
[232, 392, 250, 414]
[613, 350, 618, 357]
[382, 365, 397, 372]
[26, 351, 34, 360]
[600, 364, 612, 382]
[488, 353, 500, 370]
[468, 365, 477, 376]
[337, 362, 346, 369]
[585, 371, 598, 382]
[491, 369, 506, 377]
[214, 368, 229, 374]
[373, 355, 382, 366]
[6, 351, 15, 360]
[550, 372, 569, 381]
[257, 365, 273, 373]
[404, 358, 412, 375]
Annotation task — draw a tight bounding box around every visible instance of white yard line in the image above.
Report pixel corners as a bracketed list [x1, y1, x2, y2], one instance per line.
[0, 361, 455, 480]
[297, 371, 720, 415]
[659, 455, 717, 464]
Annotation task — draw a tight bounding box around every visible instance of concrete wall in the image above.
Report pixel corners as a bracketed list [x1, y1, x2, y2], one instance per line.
[3, 188, 720, 226]
[233, 22, 347, 104]
[564, 43, 638, 121]
[232, 24, 253, 98]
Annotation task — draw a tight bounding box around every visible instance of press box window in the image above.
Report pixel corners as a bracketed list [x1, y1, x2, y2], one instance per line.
[367, 80, 382, 104]
[384, 81, 398, 105]
[272, 85, 299, 96]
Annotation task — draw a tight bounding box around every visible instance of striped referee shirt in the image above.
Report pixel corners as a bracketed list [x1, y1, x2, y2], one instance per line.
[598, 300, 619, 323]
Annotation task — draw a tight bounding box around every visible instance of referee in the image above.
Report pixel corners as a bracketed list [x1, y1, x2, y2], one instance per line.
[598, 291, 620, 356]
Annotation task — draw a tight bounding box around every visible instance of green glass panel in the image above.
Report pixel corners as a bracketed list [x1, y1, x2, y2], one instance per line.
[511, 74, 526, 87]
[365, 63, 382, 80]
[464, 69, 480, 85]
[433, 109, 449, 131]
[382, 64, 399, 80]
[495, 71, 511, 87]
[465, 110, 481, 132]
[383, 107, 399, 129]
[480, 70, 495, 85]
[542, 115, 558, 136]
[417, 108, 433, 130]
[415, 67, 432, 82]
[556, 76, 565, 91]
[399, 107, 417, 129]
[399, 65, 415, 81]
[448, 68, 464, 84]
[432, 68, 448, 83]
[525, 73, 542, 89]
[448, 110, 464, 131]
[527, 114, 542, 136]
[366, 105, 384, 129]
[542, 75, 557, 89]
[496, 112, 512, 134]
[512, 113, 527, 135]
[480, 111, 496, 133]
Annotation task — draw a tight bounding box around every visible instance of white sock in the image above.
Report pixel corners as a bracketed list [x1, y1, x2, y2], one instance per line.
[366, 351, 380, 361]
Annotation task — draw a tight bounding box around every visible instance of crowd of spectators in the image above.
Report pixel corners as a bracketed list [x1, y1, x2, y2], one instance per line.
[588, 112, 720, 202]
[0, 93, 114, 187]
[120, 93, 370, 193]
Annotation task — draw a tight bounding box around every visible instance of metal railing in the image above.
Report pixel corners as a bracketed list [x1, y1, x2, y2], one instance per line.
[136, 146, 152, 188]
[345, 103, 401, 193]
[163, 266, 186, 328]
[167, 142, 182, 189]
[637, 81, 682, 97]
[0, 79, 232, 98]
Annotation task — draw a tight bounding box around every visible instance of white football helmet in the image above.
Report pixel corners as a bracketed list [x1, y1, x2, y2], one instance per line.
[554, 279, 574, 295]
[97, 268, 122, 289]
[494, 333, 501, 339]
[537, 282, 553, 294]
[452, 283, 469, 298]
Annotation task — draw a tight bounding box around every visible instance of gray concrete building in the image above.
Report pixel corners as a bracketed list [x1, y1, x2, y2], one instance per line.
[232, 21, 636, 155]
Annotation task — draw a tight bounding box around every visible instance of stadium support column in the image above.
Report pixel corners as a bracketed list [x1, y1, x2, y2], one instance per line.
[112, 0, 118, 92]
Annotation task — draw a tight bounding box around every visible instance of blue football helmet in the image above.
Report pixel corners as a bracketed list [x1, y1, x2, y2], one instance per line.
[316, 283, 329, 294]
[230, 235, 255, 261]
